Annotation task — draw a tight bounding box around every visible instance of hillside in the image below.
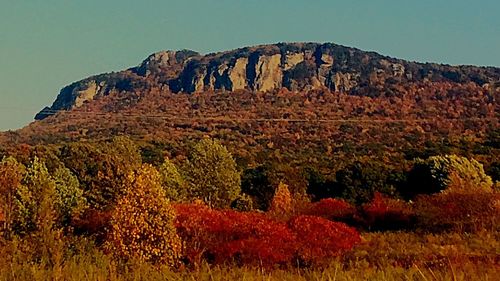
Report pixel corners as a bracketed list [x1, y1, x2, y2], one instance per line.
[1, 42, 499, 174]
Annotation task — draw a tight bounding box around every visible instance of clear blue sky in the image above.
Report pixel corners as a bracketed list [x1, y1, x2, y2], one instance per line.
[1, 0, 499, 131]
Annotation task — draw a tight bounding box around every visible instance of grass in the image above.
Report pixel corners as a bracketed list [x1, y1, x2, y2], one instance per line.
[1, 231, 498, 281]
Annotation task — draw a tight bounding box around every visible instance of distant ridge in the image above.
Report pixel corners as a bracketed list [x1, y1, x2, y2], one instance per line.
[35, 42, 500, 120]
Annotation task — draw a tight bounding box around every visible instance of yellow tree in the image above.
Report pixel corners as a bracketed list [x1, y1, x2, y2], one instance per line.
[268, 182, 293, 220]
[0, 157, 25, 239]
[108, 164, 182, 266]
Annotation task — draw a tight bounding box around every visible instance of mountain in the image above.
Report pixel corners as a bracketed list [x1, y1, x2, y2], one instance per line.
[1, 42, 498, 174]
[35, 42, 500, 120]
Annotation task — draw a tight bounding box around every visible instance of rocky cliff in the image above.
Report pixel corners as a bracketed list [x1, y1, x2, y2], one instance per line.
[35, 42, 500, 120]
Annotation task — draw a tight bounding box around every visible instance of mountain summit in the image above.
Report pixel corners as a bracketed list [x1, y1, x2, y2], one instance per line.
[35, 42, 499, 120]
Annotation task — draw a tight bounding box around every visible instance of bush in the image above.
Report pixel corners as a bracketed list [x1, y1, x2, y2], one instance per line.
[174, 203, 296, 267]
[71, 208, 112, 243]
[183, 139, 241, 208]
[302, 198, 356, 223]
[360, 192, 414, 231]
[174, 203, 361, 267]
[241, 165, 275, 210]
[288, 215, 361, 265]
[414, 192, 500, 233]
[405, 155, 493, 198]
[230, 194, 254, 211]
[107, 164, 182, 266]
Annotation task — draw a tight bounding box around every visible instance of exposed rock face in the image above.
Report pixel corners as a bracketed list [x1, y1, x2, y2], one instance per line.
[36, 42, 500, 120]
[254, 54, 283, 92]
[229, 57, 249, 90]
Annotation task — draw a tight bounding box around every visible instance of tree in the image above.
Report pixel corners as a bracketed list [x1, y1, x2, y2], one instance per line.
[268, 182, 293, 219]
[16, 157, 57, 234]
[52, 166, 87, 226]
[406, 154, 493, 198]
[184, 139, 241, 208]
[159, 158, 186, 201]
[333, 161, 398, 204]
[241, 165, 275, 210]
[60, 136, 142, 209]
[0, 157, 25, 239]
[108, 164, 182, 266]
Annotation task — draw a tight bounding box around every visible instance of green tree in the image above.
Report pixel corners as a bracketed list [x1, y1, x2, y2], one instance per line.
[333, 161, 399, 204]
[241, 165, 275, 210]
[159, 158, 186, 201]
[52, 166, 87, 226]
[60, 136, 142, 209]
[16, 157, 57, 234]
[108, 164, 182, 266]
[406, 154, 493, 198]
[184, 139, 241, 208]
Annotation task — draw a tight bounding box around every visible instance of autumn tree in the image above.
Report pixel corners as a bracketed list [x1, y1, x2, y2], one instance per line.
[108, 164, 182, 266]
[184, 139, 241, 208]
[268, 182, 293, 219]
[60, 136, 142, 208]
[0, 157, 25, 239]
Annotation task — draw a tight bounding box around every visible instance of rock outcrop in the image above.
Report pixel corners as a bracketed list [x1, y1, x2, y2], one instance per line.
[36, 42, 500, 120]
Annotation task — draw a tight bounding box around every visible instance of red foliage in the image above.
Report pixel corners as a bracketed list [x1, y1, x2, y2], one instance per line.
[288, 215, 361, 264]
[414, 192, 500, 232]
[360, 192, 414, 230]
[303, 198, 356, 222]
[71, 208, 112, 242]
[174, 203, 361, 267]
[174, 203, 296, 266]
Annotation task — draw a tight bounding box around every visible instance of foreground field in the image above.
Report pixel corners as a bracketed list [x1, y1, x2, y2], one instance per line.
[1, 231, 498, 281]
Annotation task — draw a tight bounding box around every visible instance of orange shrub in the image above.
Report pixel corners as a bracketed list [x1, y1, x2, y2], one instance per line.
[107, 164, 182, 266]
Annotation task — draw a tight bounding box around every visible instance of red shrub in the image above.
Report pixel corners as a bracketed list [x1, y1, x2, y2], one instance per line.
[174, 203, 362, 267]
[288, 215, 361, 265]
[414, 192, 500, 232]
[361, 192, 414, 230]
[173, 203, 296, 266]
[71, 208, 112, 243]
[303, 198, 356, 222]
